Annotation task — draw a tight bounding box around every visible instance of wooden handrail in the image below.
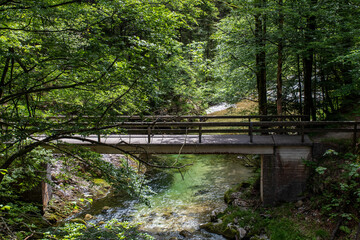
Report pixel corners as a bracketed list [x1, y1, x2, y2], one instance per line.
[2, 116, 359, 151]
[5, 115, 308, 121]
[3, 120, 360, 130]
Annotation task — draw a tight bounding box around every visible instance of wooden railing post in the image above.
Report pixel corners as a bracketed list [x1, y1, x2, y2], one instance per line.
[199, 117, 203, 143]
[96, 123, 101, 142]
[147, 126, 151, 144]
[249, 119, 253, 143]
[301, 122, 304, 143]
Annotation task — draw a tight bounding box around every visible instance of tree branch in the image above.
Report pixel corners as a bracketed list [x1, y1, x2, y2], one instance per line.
[0, 27, 82, 33]
[0, 0, 81, 12]
[0, 54, 11, 99]
[0, 57, 118, 105]
[97, 78, 139, 124]
[60, 136, 193, 169]
[0, 134, 65, 182]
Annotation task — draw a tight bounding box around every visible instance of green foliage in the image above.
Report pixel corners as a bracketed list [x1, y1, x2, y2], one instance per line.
[0, 145, 154, 237]
[0, 201, 45, 239]
[315, 166, 327, 175]
[309, 149, 360, 236]
[267, 219, 306, 240]
[78, 149, 153, 201]
[0, 0, 219, 197]
[0, 147, 53, 238]
[51, 148, 154, 203]
[42, 219, 154, 240]
[206, 205, 318, 239]
[212, 0, 360, 115]
[0, 146, 53, 201]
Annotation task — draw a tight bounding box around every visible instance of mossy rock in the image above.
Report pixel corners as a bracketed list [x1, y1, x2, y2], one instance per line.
[200, 222, 237, 239]
[84, 213, 93, 221]
[224, 182, 251, 204]
[93, 189, 106, 198]
[205, 206, 265, 239]
[70, 218, 87, 225]
[92, 178, 111, 188]
[43, 212, 62, 224]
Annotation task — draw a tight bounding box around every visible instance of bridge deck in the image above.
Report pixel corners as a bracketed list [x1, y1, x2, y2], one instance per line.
[56, 134, 312, 154]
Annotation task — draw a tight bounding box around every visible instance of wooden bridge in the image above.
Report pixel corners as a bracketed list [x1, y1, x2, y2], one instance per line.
[43, 115, 359, 205]
[53, 115, 358, 154]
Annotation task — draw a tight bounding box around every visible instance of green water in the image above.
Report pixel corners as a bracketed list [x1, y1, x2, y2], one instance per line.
[84, 154, 253, 239]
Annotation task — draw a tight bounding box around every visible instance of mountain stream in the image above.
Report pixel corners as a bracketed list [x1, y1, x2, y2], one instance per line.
[81, 154, 253, 239]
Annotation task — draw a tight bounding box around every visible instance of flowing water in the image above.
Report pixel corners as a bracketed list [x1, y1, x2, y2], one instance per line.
[82, 154, 253, 239]
[206, 103, 236, 114]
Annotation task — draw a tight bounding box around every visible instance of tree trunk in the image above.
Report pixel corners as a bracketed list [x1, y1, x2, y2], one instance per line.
[303, 0, 317, 121]
[0, 56, 11, 99]
[324, 77, 335, 113]
[276, 0, 284, 116]
[297, 54, 303, 115]
[320, 64, 327, 117]
[255, 0, 267, 116]
[313, 56, 317, 120]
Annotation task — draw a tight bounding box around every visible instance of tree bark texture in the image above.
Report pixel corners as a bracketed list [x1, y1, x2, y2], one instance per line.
[255, 0, 267, 116]
[276, 0, 284, 116]
[303, 0, 317, 120]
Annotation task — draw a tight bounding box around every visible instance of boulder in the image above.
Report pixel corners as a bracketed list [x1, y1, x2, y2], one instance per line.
[237, 227, 247, 239]
[102, 206, 111, 212]
[179, 230, 192, 238]
[84, 214, 93, 221]
[200, 222, 237, 239]
[70, 218, 87, 225]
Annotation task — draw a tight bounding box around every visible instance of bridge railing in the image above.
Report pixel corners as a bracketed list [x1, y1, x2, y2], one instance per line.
[92, 115, 305, 143]
[93, 118, 359, 149]
[41, 114, 306, 122]
[3, 115, 358, 149]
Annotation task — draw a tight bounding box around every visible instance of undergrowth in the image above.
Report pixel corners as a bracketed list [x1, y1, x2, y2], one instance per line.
[42, 219, 154, 240]
[0, 146, 154, 239]
[208, 147, 360, 239]
[307, 149, 360, 239]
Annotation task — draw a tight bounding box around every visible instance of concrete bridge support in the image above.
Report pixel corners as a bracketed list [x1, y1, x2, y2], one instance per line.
[261, 146, 312, 205]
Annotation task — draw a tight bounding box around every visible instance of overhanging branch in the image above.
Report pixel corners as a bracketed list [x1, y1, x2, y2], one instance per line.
[60, 136, 193, 169]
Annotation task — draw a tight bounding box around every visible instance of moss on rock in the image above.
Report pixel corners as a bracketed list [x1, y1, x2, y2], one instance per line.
[43, 212, 62, 224]
[92, 178, 111, 188]
[70, 218, 87, 225]
[224, 182, 251, 204]
[200, 222, 238, 239]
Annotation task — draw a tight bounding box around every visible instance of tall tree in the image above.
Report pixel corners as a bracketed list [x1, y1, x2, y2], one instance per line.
[302, 0, 317, 120]
[276, 0, 284, 115]
[255, 0, 268, 116]
[201, 0, 360, 119]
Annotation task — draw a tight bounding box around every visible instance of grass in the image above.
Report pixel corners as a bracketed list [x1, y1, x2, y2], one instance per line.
[206, 202, 332, 240]
[265, 203, 331, 240]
